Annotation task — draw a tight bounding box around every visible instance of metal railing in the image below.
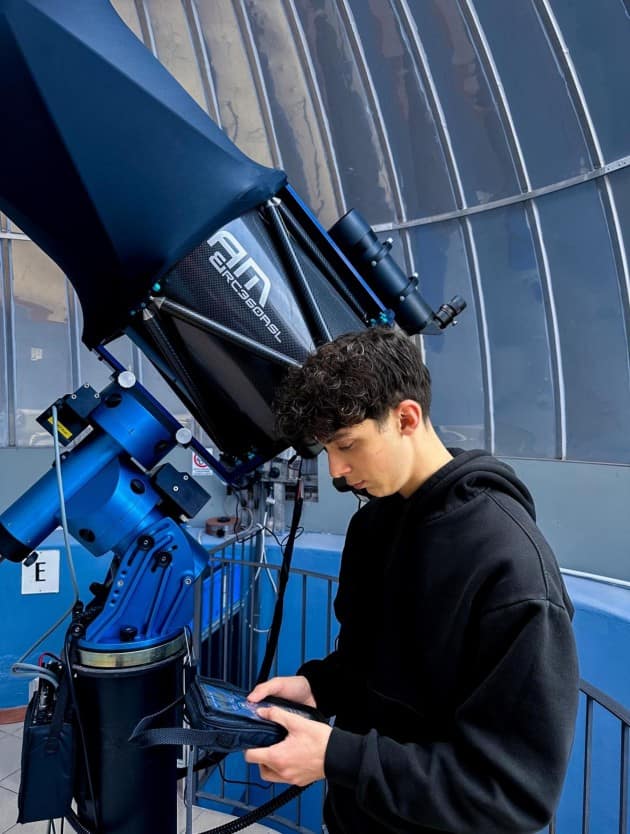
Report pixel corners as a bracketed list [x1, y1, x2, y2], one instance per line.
[191, 534, 630, 834]
[566, 679, 630, 834]
[190, 530, 338, 833]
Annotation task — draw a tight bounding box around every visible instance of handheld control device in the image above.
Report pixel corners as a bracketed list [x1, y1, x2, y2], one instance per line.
[187, 677, 327, 750]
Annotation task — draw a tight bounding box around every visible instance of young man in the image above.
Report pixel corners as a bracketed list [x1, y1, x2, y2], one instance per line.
[245, 326, 579, 834]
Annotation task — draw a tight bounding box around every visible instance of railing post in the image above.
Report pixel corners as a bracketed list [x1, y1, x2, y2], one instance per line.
[620, 722, 629, 834]
[582, 694, 593, 834]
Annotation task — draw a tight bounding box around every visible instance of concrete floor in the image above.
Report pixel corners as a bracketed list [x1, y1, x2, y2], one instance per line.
[0, 722, 278, 834]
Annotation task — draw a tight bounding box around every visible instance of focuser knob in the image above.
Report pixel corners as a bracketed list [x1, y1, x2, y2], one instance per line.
[434, 295, 467, 329]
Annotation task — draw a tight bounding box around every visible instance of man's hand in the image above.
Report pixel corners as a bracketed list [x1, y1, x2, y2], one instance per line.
[244, 706, 332, 786]
[247, 675, 316, 708]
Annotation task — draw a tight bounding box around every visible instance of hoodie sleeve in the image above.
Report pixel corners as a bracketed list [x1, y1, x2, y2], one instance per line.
[298, 649, 362, 718]
[324, 597, 579, 834]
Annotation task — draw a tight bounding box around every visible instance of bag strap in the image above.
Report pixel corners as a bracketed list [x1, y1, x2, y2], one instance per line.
[128, 692, 186, 748]
[44, 673, 72, 753]
[131, 724, 228, 749]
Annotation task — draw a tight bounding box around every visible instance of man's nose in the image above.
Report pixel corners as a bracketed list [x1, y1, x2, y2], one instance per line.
[328, 450, 351, 479]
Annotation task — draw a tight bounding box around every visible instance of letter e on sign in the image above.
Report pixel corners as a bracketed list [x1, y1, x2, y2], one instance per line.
[22, 549, 60, 594]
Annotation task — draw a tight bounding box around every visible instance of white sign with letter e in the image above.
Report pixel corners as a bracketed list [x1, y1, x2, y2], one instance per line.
[21, 549, 60, 594]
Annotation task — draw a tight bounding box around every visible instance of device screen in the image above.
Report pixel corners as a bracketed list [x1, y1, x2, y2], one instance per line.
[198, 681, 319, 721]
[199, 682, 267, 719]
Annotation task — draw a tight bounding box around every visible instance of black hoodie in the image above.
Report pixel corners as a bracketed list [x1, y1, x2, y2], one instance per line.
[299, 450, 579, 834]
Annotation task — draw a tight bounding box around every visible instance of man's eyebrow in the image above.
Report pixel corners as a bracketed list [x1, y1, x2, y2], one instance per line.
[329, 429, 353, 442]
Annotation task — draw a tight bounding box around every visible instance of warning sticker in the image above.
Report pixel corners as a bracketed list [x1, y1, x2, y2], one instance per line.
[192, 449, 214, 477]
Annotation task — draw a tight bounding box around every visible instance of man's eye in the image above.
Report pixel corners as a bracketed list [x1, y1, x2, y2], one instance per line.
[338, 443, 354, 451]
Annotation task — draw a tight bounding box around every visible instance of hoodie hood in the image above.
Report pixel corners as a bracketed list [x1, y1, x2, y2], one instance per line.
[400, 448, 536, 522]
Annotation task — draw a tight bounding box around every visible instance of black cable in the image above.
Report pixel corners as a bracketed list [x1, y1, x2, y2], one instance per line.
[196, 784, 308, 834]
[177, 749, 226, 779]
[188, 468, 310, 831]
[264, 525, 303, 553]
[256, 475, 304, 685]
[64, 808, 92, 834]
[216, 759, 272, 791]
[64, 628, 100, 833]
[281, 526, 304, 546]
[181, 491, 305, 781]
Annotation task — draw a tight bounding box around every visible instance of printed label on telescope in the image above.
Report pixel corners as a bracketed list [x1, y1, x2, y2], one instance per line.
[21, 549, 60, 595]
[207, 229, 283, 343]
[46, 416, 72, 439]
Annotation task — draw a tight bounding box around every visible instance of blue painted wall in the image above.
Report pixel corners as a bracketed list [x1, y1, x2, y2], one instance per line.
[0, 532, 108, 708]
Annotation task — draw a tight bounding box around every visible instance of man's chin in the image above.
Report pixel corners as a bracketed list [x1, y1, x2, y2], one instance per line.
[364, 485, 384, 497]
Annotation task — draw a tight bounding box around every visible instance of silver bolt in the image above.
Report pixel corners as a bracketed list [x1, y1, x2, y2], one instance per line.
[117, 579, 124, 587]
[117, 371, 136, 389]
[175, 427, 193, 446]
[184, 576, 192, 585]
[173, 485, 179, 492]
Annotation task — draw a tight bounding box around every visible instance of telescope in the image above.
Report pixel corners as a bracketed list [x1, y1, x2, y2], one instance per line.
[0, 2, 465, 832]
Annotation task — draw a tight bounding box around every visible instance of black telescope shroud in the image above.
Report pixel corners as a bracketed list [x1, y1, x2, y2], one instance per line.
[0, 0, 367, 466]
[0, 0, 287, 349]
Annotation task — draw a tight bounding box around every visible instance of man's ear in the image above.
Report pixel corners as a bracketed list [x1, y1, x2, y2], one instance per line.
[395, 400, 423, 435]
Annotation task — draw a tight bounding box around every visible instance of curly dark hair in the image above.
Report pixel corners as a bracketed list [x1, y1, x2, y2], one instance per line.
[274, 326, 431, 445]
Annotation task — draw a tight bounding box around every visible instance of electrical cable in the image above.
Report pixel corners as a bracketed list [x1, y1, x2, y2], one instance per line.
[52, 405, 81, 601]
[52, 408, 98, 831]
[196, 468, 311, 832]
[256, 467, 304, 686]
[64, 628, 100, 833]
[11, 665, 59, 689]
[196, 784, 308, 834]
[7, 405, 96, 832]
[264, 525, 304, 553]
[12, 406, 81, 676]
[215, 759, 272, 791]
[39, 651, 62, 665]
[250, 510, 279, 634]
[173, 475, 310, 831]
[64, 808, 92, 834]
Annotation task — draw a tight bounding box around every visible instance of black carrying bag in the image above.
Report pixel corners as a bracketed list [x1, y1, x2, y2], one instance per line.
[17, 672, 75, 824]
[130, 675, 326, 753]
